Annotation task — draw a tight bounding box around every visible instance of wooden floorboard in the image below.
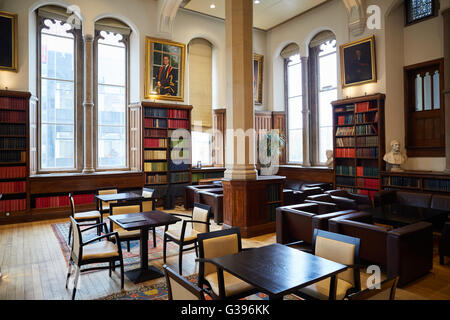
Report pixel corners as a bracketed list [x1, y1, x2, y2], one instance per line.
[0, 207, 449, 300]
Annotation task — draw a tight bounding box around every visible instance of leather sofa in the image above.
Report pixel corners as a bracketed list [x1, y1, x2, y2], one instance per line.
[328, 211, 433, 287]
[194, 189, 224, 224]
[325, 189, 372, 210]
[284, 179, 333, 192]
[283, 179, 326, 206]
[184, 184, 222, 209]
[276, 202, 355, 245]
[305, 194, 360, 211]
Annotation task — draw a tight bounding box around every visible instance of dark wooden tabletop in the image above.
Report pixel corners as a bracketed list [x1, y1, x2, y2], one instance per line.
[211, 243, 347, 297]
[109, 210, 181, 231]
[95, 192, 144, 202]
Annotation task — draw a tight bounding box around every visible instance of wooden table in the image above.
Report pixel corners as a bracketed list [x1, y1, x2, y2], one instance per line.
[109, 211, 181, 283]
[95, 191, 145, 206]
[211, 243, 347, 300]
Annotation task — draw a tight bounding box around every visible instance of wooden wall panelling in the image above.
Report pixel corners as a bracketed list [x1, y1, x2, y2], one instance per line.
[272, 111, 286, 164]
[212, 108, 226, 166]
[277, 166, 334, 183]
[255, 111, 272, 165]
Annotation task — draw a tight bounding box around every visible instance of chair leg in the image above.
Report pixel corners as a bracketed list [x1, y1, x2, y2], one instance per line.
[152, 228, 157, 248]
[109, 262, 112, 277]
[127, 241, 131, 252]
[120, 259, 125, 289]
[71, 265, 81, 300]
[195, 243, 199, 258]
[163, 235, 167, 263]
[178, 246, 183, 275]
[97, 219, 102, 236]
[68, 224, 72, 245]
[65, 260, 73, 289]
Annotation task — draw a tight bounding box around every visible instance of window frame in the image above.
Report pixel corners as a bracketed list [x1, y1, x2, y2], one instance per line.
[405, 0, 439, 26]
[93, 28, 131, 171]
[36, 14, 84, 173]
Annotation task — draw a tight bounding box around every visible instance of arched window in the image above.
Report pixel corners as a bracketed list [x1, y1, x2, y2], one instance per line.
[281, 43, 303, 164]
[94, 18, 131, 169]
[37, 5, 83, 171]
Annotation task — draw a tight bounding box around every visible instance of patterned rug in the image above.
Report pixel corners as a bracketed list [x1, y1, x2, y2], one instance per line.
[100, 274, 301, 300]
[51, 219, 179, 271]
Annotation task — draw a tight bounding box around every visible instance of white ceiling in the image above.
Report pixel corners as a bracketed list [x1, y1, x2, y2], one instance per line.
[181, 0, 329, 30]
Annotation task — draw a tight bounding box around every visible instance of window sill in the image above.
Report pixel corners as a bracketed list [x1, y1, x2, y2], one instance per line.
[278, 165, 333, 170]
[29, 170, 142, 179]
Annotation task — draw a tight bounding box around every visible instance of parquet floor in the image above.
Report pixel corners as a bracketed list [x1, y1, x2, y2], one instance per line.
[0, 208, 449, 300]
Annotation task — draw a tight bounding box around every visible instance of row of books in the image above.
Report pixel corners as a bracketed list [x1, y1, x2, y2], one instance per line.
[0, 97, 28, 110]
[356, 136, 378, 147]
[382, 176, 419, 188]
[0, 151, 26, 162]
[336, 165, 356, 176]
[144, 129, 167, 138]
[144, 108, 168, 118]
[356, 147, 378, 158]
[34, 193, 94, 209]
[0, 181, 26, 194]
[170, 172, 190, 183]
[144, 150, 167, 160]
[356, 178, 380, 190]
[168, 109, 188, 119]
[336, 137, 355, 147]
[337, 115, 354, 125]
[0, 199, 26, 212]
[0, 137, 27, 149]
[336, 127, 355, 136]
[355, 102, 377, 113]
[336, 176, 355, 187]
[144, 138, 167, 148]
[168, 119, 190, 129]
[356, 166, 379, 178]
[334, 104, 355, 113]
[0, 111, 27, 123]
[268, 184, 281, 202]
[146, 174, 168, 184]
[144, 162, 168, 172]
[355, 112, 378, 124]
[0, 124, 26, 136]
[423, 179, 450, 192]
[335, 148, 355, 158]
[356, 124, 377, 135]
[192, 171, 224, 183]
[0, 166, 26, 179]
[357, 189, 377, 201]
[144, 118, 167, 129]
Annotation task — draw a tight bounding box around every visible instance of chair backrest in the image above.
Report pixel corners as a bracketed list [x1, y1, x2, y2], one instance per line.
[312, 229, 360, 289]
[69, 216, 82, 262]
[192, 203, 211, 233]
[142, 187, 154, 199]
[197, 228, 241, 277]
[163, 265, 204, 300]
[68, 193, 75, 217]
[142, 199, 154, 212]
[347, 277, 399, 300]
[110, 201, 142, 215]
[97, 188, 118, 210]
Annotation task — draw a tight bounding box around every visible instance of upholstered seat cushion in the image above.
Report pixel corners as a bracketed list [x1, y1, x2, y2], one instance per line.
[74, 210, 101, 220]
[82, 241, 119, 260]
[205, 271, 254, 297]
[117, 228, 141, 239]
[297, 278, 353, 300]
[166, 228, 199, 242]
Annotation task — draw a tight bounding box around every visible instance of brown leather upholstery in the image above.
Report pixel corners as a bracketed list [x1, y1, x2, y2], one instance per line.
[328, 212, 433, 287]
[374, 190, 432, 208]
[430, 194, 450, 211]
[196, 189, 223, 224]
[276, 203, 354, 245]
[326, 190, 372, 210]
[184, 184, 222, 209]
[306, 194, 359, 211]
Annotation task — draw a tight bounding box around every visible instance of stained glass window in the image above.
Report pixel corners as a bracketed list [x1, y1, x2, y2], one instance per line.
[406, 0, 436, 25]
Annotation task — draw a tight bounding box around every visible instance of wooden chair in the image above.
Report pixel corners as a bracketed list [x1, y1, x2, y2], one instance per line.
[347, 277, 399, 300]
[163, 203, 211, 275]
[68, 193, 102, 245]
[66, 217, 124, 300]
[163, 264, 205, 300]
[294, 229, 361, 300]
[96, 187, 118, 217]
[196, 228, 259, 300]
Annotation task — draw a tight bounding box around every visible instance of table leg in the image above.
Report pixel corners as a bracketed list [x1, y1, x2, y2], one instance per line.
[329, 275, 337, 300]
[124, 227, 164, 284]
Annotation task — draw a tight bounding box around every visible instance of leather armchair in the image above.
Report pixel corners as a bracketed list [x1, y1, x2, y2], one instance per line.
[374, 190, 432, 208]
[305, 194, 359, 211]
[439, 222, 450, 265]
[195, 189, 224, 224]
[328, 212, 433, 287]
[184, 184, 222, 209]
[325, 189, 372, 210]
[276, 202, 354, 245]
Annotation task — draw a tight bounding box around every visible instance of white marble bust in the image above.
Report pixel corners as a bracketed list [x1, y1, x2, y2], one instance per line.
[325, 150, 334, 168]
[384, 140, 407, 172]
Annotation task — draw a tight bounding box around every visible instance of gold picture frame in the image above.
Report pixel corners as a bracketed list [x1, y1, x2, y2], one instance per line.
[0, 11, 18, 72]
[340, 35, 377, 88]
[253, 53, 263, 105]
[145, 37, 186, 101]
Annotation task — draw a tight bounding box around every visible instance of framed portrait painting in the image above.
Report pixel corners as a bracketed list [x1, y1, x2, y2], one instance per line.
[0, 11, 18, 72]
[253, 53, 263, 105]
[340, 35, 376, 87]
[145, 37, 186, 101]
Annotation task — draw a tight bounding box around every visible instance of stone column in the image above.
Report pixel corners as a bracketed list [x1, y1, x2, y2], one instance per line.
[301, 56, 311, 167]
[443, 9, 450, 172]
[82, 34, 95, 173]
[223, 0, 257, 180]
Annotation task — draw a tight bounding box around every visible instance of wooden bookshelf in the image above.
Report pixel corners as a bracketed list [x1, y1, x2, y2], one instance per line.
[191, 167, 225, 185]
[381, 171, 450, 194]
[0, 90, 31, 220]
[332, 93, 386, 200]
[141, 102, 193, 209]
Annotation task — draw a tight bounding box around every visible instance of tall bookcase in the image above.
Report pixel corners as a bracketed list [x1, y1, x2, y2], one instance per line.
[141, 102, 192, 208]
[332, 93, 385, 200]
[0, 90, 31, 219]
